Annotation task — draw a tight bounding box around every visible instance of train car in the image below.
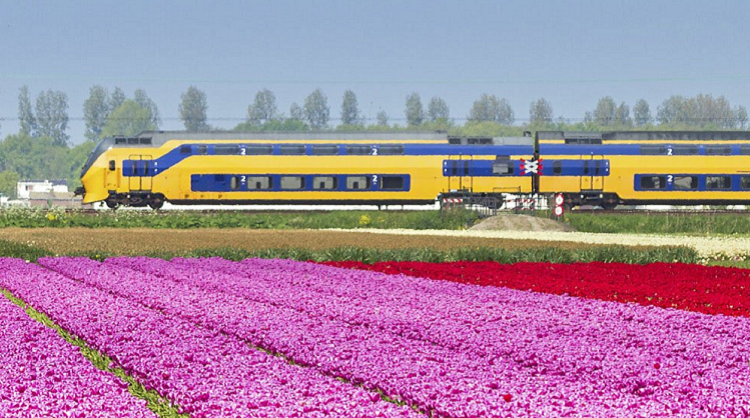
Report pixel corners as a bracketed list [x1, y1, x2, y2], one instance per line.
[537, 131, 750, 208]
[76, 131, 534, 209]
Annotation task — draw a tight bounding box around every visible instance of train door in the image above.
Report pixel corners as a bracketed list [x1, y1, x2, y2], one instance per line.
[128, 155, 153, 191]
[580, 155, 605, 191]
[446, 155, 472, 191]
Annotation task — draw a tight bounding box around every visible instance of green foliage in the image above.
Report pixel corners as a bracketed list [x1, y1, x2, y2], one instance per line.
[567, 212, 750, 236]
[234, 118, 309, 132]
[427, 97, 450, 122]
[101, 99, 157, 137]
[405, 92, 424, 126]
[179, 86, 209, 132]
[340, 90, 361, 126]
[0, 239, 53, 260]
[304, 89, 330, 129]
[0, 170, 20, 198]
[247, 89, 279, 126]
[468, 94, 513, 124]
[529, 98, 553, 124]
[0, 207, 479, 230]
[83, 85, 111, 141]
[35, 89, 70, 146]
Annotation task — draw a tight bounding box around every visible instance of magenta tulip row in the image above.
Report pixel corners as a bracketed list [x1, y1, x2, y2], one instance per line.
[0, 258, 416, 418]
[44, 256, 750, 417]
[0, 291, 155, 417]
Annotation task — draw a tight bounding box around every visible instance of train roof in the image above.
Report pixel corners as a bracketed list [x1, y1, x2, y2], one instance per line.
[539, 131, 750, 141]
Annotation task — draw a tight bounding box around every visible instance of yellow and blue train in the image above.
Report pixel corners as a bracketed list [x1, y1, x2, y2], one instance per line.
[75, 130, 750, 209]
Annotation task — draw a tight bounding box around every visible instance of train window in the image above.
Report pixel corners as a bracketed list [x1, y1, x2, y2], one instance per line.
[108, 160, 116, 171]
[640, 146, 667, 155]
[740, 145, 750, 155]
[346, 145, 371, 155]
[215, 145, 241, 155]
[380, 176, 404, 190]
[313, 176, 337, 190]
[492, 161, 513, 175]
[247, 176, 272, 190]
[230, 176, 241, 190]
[706, 176, 731, 190]
[127, 138, 140, 145]
[115, 137, 127, 144]
[180, 145, 191, 154]
[246, 145, 273, 155]
[451, 162, 459, 176]
[583, 161, 590, 175]
[139, 138, 152, 145]
[280, 176, 305, 190]
[379, 145, 405, 155]
[197, 145, 208, 155]
[740, 176, 750, 190]
[705, 145, 732, 155]
[280, 145, 306, 155]
[312, 145, 340, 155]
[673, 176, 698, 190]
[553, 161, 562, 175]
[672, 145, 699, 155]
[463, 161, 470, 176]
[640, 176, 666, 190]
[346, 176, 371, 190]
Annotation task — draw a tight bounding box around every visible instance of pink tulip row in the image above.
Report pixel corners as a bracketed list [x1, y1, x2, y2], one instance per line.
[0, 290, 155, 417]
[0, 258, 417, 418]
[44, 256, 750, 417]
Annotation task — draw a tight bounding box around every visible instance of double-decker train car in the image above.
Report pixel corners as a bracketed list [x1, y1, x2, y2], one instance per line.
[75, 131, 533, 209]
[76, 130, 750, 209]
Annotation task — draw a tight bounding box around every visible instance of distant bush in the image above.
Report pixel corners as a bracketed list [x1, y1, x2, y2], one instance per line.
[567, 212, 750, 235]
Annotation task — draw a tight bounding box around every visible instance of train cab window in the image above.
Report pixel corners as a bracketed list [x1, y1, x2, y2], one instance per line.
[280, 145, 306, 155]
[380, 176, 404, 190]
[346, 145, 371, 155]
[553, 161, 562, 175]
[230, 176, 241, 190]
[247, 176, 272, 190]
[740, 176, 750, 190]
[492, 161, 513, 175]
[313, 176, 337, 190]
[346, 176, 371, 190]
[312, 145, 340, 155]
[115, 137, 127, 145]
[672, 145, 699, 155]
[706, 176, 731, 190]
[197, 145, 208, 155]
[705, 145, 732, 155]
[180, 145, 192, 154]
[280, 176, 305, 190]
[379, 145, 405, 155]
[640, 146, 667, 155]
[673, 176, 698, 190]
[108, 160, 116, 171]
[128, 138, 140, 145]
[640, 176, 666, 190]
[215, 145, 241, 155]
[246, 145, 273, 155]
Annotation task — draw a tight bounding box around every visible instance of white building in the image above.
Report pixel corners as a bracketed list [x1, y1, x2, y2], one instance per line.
[17, 180, 69, 200]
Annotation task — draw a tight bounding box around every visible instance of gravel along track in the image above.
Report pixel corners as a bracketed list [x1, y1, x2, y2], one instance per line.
[333, 228, 750, 257]
[0, 227, 609, 255]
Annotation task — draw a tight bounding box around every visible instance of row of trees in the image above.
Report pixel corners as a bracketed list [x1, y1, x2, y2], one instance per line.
[3, 86, 749, 143]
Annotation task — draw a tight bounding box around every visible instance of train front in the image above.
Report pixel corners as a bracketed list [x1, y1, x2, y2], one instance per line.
[74, 137, 114, 204]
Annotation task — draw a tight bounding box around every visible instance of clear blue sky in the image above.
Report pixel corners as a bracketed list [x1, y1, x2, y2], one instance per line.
[1, 0, 749, 143]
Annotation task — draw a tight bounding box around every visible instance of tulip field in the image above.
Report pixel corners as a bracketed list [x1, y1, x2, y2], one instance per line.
[2, 257, 750, 417]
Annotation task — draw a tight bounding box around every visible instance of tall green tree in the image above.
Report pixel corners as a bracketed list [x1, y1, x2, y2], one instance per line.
[0, 170, 20, 199]
[304, 89, 330, 129]
[247, 89, 279, 126]
[529, 98, 553, 125]
[101, 99, 157, 137]
[109, 87, 126, 111]
[376, 110, 389, 127]
[590, 96, 617, 126]
[340, 90, 361, 125]
[427, 97, 449, 122]
[289, 102, 303, 121]
[35, 90, 69, 146]
[18, 86, 37, 137]
[405, 92, 424, 127]
[134, 89, 161, 127]
[179, 86, 209, 131]
[468, 94, 513, 125]
[633, 99, 652, 126]
[83, 85, 111, 141]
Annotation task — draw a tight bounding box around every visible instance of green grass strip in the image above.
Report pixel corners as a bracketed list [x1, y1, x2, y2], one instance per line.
[1, 289, 189, 418]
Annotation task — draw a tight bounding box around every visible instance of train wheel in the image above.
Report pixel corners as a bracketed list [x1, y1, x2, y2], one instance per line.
[601, 202, 617, 210]
[148, 196, 165, 210]
[105, 199, 120, 210]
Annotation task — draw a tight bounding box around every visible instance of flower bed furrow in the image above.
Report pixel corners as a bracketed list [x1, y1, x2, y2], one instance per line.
[0, 258, 414, 418]
[0, 293, 155, 417]
[322, 261, 750, 318]
[73, 257, 750, 416]
[45, 257, 525, 418]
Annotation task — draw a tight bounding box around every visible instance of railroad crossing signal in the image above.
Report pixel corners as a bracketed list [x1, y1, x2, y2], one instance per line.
[554, 193, 564, 217]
